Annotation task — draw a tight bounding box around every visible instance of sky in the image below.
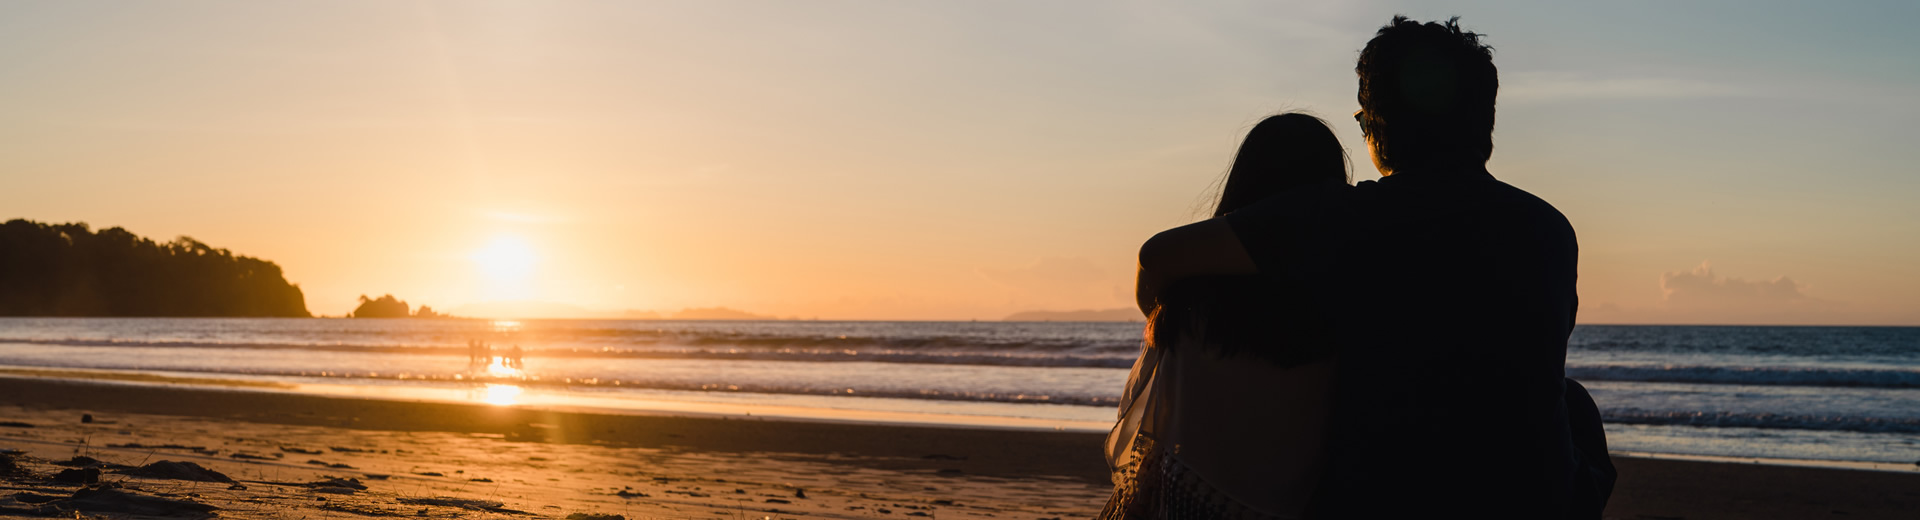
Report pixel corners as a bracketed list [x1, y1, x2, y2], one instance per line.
[2, 1, 1916, 324]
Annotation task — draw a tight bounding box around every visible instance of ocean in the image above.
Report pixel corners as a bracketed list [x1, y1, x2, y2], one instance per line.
[0, 318, 1914, 469]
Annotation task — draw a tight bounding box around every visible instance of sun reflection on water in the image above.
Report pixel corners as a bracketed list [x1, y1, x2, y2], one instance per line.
[481, 384, 523, 406]
[485, 358, 522, 378]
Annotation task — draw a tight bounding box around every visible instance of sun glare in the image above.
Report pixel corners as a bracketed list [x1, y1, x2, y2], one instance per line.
[486, 358, 522, 378]
[480, 384, 523, 406]
[472, 236, 536, 281]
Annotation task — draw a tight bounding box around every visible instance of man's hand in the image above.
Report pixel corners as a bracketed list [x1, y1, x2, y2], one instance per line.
[1134, 218, 1259, 315]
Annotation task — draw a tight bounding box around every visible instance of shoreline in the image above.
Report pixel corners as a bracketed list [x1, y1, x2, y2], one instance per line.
[3, 377, 1919, 518]
[0, 376, 1115, 485]
[0, 366, 1116, 433]
[4, 369, 1913, 474]
[1609, 450, 1920, 475]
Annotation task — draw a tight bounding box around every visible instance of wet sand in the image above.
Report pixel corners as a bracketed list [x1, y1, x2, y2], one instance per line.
[0, 376, 1916, 519]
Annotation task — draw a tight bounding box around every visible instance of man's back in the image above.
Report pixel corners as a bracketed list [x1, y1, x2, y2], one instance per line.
[1329, 170, 1579, 516]
[1227, 168, 1580, 517]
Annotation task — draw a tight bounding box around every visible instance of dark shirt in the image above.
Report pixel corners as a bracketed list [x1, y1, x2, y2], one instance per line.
[1226, 168, 1581, 518]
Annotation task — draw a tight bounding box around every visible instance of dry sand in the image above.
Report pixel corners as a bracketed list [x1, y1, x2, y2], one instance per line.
[0, 377, 1916, 519]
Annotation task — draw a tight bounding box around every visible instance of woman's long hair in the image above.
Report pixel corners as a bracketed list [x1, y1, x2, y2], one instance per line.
[1212, 113, 1350, 217]
[1151, 113, 1348, 365]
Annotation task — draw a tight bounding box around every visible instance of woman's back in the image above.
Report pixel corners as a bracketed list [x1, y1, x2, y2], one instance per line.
[1154, 340, 1334, 516]
[1104, 276, 1337, 519]
[1104, 112, 1349, 518]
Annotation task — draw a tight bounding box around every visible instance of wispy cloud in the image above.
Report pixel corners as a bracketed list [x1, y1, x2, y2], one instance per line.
[481, 211, 569, 224]
[1503, 72, 1759, 103]
[977, 256, 1127, 309]
[978, 257, 1109, 290]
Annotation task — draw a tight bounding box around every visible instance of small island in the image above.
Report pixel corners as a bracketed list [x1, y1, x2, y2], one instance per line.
[348, 294, 446, 318]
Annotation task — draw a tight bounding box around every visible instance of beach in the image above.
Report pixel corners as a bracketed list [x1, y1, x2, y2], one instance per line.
[0, 376, 1109, 519]
[1, 377, 1916, 519]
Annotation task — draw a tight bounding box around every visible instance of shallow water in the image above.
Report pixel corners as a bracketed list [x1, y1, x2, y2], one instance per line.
[0, 318, 1914, 466]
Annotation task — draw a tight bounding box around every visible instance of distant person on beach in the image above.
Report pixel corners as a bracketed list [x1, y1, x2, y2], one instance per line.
[468, 339, 494, 370]
[1102, 113, 1348, 518]
[1130, 16, 1611, 519]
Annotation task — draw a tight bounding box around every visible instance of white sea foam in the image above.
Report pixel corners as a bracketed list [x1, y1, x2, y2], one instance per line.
[1, 319, 1917, 462]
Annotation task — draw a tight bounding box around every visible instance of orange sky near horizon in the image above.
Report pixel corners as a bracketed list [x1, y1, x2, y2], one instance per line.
[2, 1, 1917, 324]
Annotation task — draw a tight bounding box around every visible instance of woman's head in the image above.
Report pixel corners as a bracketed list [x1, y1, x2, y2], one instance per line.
[1212, 113, 1349, 217]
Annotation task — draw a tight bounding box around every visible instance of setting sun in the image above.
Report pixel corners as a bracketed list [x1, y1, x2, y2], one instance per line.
[469, 236, 538, 301]
[471, 236, 536, 281]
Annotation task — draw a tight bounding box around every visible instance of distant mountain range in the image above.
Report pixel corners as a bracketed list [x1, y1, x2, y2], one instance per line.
[448, 301, 601, 319]
[654, 307, 784, 320]
[1002, 308, 1142, 322]
[449, 301, 787, 320]
[448, 302, 1142, 322]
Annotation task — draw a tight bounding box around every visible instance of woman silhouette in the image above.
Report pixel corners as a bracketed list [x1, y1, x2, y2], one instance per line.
[1103, 113, 1348, 519]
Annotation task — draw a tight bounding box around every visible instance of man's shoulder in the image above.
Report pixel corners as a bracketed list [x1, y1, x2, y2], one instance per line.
[1482, 178, 1575, 237]
[1358, 173, 1575, 242]
[1474, 175, 1564, 207]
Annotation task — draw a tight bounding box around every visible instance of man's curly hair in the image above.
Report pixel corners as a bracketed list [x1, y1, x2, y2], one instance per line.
[1356, 16, 1498, 172]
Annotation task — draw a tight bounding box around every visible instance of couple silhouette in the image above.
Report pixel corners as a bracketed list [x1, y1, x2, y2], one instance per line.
[1105, 16, 1615, 519]
[467, 340, 526, 372]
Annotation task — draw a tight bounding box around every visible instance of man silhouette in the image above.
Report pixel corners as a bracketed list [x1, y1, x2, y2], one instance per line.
[1135, 16, 1609, 518]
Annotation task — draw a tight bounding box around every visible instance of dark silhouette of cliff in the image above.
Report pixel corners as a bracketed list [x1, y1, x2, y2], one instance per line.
[0, 219, 310, 317]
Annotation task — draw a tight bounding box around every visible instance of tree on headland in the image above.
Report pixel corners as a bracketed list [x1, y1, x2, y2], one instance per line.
[0, 219, 310, 317]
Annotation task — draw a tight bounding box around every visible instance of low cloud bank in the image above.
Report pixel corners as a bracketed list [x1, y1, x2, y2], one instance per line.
[1580, 262, 1916, 325]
